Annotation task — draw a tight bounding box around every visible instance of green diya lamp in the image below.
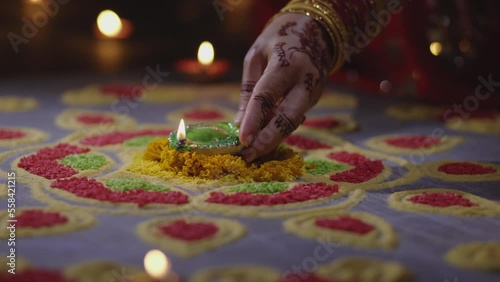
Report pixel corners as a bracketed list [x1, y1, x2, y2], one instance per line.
[169, 119, 243, 155]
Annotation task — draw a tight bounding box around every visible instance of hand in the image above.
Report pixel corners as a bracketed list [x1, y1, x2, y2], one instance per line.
[235, 13, 333, 162]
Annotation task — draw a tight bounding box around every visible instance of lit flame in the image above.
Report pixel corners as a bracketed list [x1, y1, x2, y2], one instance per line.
[197, 41, 214, 66]
[429, 42, 442, 56]
[97, 10, 123, 38]
[177, 119, 186, 141]
[144, 249, 170, 280]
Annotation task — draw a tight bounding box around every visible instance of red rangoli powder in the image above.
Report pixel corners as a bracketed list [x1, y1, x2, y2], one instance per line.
[327, 151, 384, 183]
[205, 183, 338, 206]
[18, 143, 90, 179]
[76, 114, 114, 125]
[159, 220, 219, 241]
[17, 210, 68, 228]
[183, 109, 224, 120]
[303, 117, 340, 129]
[315, 216, 374, 234]
[80, 129, 172, 146]
[51, 177, 189, 207]
[438, 162, 496, 175]
[0, 269, 69, 282]
[0, 129, 26, 139]
[408, 192, 478, 207]
[100, 84, 143, 99]
[285, 135, 332, 150]
[384, 135, 440, 149]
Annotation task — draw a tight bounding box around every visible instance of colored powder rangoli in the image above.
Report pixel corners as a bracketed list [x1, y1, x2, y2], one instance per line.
[18, 143, 90, 179]
[305, 159, 348, 175]
[100, 84, 143, 99]
[315, 216, 375, 235]
[0, 129, 26, 139]
[183, 109, 224, 120]
[17, 210, 68, 228]
[438, 162, 496, 175]
[159, 220, 219, 241]
[205, 183, 338, 206]
[281, 273, 333, 282]
[228, 182, 289, 194]
[327, 151, 384, 183]
[0, 269, 69, 282]
[80, 129, 171, 147]
[285, 135, 332, 150]
[384, 135, 440, 149]
[59, 153, 108, 170]
[303, 117, 340, 129]
[408, 192, 478, 207]
[104, 178, 171, 192]
[51, 177, 189, 207]
[75, 114, 114, 124]
[129, 138, 304, 182]
[124, 136, 157, 147]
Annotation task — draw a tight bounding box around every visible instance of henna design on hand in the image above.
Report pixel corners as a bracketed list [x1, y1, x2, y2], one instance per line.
[278, 21, 298, 36]
[253, 94, 276, 128]
[288, 20, 332, 78]
[241, 81, 256, 93]
[274, 112, 298, 137]
[273, 42, 290, 67]
[304, 73, 321, 106]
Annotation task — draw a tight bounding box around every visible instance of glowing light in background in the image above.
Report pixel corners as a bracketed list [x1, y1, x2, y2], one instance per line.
[429, 42, 442, 56]
[144, 249, 170, 280]
[97, 10, 123, 38]
[198, 41, 215, 66]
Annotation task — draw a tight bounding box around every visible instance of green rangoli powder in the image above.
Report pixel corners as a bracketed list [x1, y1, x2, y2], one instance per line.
[305, 159, 348, 175]
[124, 136, 157, 147]
[104, 178, 171, 192]
[60, 153, 108, 170]
[228, 182, 289, 194]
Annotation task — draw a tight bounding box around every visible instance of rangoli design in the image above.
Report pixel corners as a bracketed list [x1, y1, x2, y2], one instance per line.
[284, 211, 398, 250]
[166, 104, 236, 123]
[315, 90, 358, 109]
[0, 127, 49, 147]
[48, 175, 191, 209]
[300, 114, 358, 134]
[444, 241, 500, 271]
[388, 188, 500, 216]
[420, 160, 500, 182]
[136, 216, 247, 258]
[55, 109, 136, 130]
[61, 83, 144, 106]
[188, 265, 281, 282]
[444, 112, 500, 134]
[365, 134, 463, 155]
[0, 207, 96, 238]
[196, 182, 346, 216]
[313, 257, 413, 282]
[385, 103, 443, 121]
[0, 184, 7, 198]
[0, 96, 38, 112]
[14, 143, 115, 181]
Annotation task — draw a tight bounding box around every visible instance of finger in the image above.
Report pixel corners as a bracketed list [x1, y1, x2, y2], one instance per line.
[234, 47, 265, 125]
[241, 85, 308, 162]
[238, 67, 293, 146]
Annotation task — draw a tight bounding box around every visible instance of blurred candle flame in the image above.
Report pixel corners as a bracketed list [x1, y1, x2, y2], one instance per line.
[177, 119, 186, 141]
[144, 249, 170, 280]
[197, 41, 214, 66]
[97, 10, 123, 38]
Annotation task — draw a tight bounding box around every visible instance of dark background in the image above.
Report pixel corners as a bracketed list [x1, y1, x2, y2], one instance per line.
[0, 0, 262, 78]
